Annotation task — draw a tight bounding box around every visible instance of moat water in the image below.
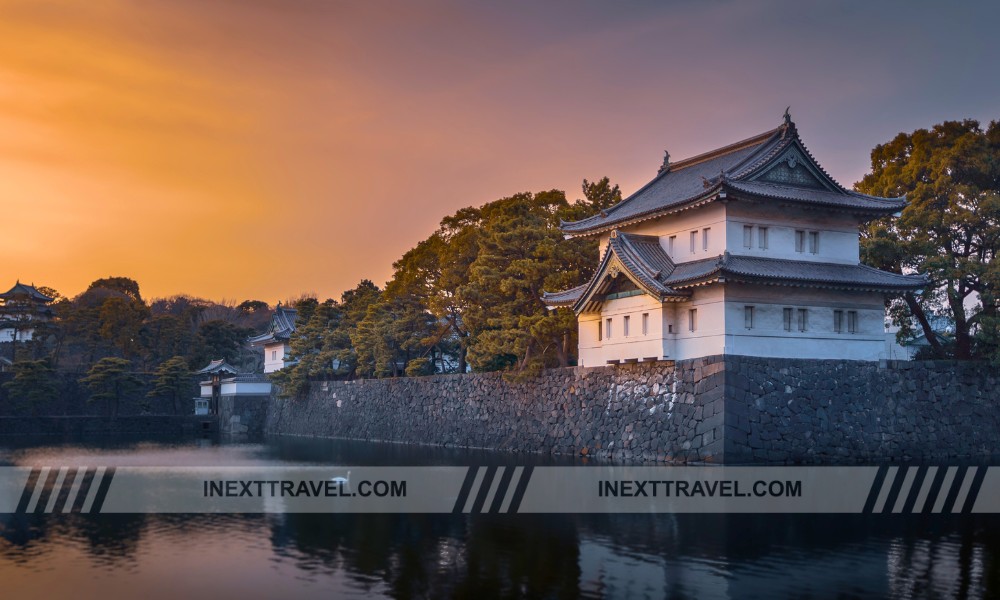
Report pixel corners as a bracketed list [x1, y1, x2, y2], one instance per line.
[0, 434, 997, 599]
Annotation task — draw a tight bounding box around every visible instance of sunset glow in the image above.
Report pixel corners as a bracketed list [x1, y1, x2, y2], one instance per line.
[1, 0, 996, 302]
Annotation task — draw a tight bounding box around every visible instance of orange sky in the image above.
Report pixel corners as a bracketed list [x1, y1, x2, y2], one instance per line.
[1, 0, 997, 304]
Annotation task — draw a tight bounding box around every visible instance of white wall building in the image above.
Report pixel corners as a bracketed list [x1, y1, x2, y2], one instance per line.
[247, 304, 298, 373]
[0, 281, 53, 343]
[544, 113, 926, 366]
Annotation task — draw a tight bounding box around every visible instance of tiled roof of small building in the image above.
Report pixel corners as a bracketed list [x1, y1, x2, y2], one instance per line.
[0, 281, 53, 302]
[248, 304, 298, 345]
[560, 117, 906, 236]
[543, 231, 691, 312]
[196, 359, 240, 375]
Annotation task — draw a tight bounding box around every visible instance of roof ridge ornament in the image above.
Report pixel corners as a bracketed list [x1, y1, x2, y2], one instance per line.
[658, 150, 671, 174]
[781, 106, 795, 139]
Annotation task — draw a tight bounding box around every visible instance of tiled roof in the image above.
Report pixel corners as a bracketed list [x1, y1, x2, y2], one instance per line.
[561, 118, 905, 236]
[543, 232, 691, 312]
[541, 284, 587, 307]
[248, 304, 298, 345]
[666, 253, 927, 291]
[724, 180, 905, 212]
[0, 281, 52, 302]
[196, 359, 240, 375]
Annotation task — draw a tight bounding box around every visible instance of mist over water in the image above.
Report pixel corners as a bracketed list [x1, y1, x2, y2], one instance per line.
[1, 435, 997, 599]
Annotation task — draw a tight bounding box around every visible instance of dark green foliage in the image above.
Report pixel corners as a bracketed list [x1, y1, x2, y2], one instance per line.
[857, 119, 1000, 360]
[147, 356, 192, 414]
[80, 357, 144, 417]
[3, 359, 59, 415]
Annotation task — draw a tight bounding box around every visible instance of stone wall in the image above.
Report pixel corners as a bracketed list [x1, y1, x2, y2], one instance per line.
[723, 356, 999, 463]
[264, 356, 999, 463]
[266, 357, 727, 463]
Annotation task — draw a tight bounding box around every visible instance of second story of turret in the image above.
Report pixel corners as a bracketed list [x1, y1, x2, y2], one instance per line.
[569, 111, 904, 268]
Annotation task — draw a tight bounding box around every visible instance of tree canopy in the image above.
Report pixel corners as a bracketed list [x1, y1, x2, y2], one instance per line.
[857, 119, 1000, 360]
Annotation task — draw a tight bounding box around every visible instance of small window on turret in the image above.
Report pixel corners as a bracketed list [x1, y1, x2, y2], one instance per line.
[743, 225, 753, 249]
[758, 227, 768, 249]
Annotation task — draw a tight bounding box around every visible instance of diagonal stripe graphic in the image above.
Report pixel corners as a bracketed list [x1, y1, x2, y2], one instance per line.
[452, 467, 480, 514]
[506, 466, 534, 514]
[25, 467, 52, 513]
[62, 467, 87, 514]
[891, 467, 918, 513]
[15, 468, 41, 514]
[44, 467, 69, 513]
[462, 468, 487, 514]
[932, 467, 958, 513]
[489, 466, 516, 513]
[90, 467, 116, 513]
[862, 466, 889, 514]
[480, 467, 506, 513]
[912, 466, 938, 514]
[940, 466, 968, 514]
[962, 466, 988, 514]
[951, 467, 977, 514]
[900, 466, 928, 514]
[872, 466, 898, 513]
[81, 467, 106, 513]
[498, 467, 523, 513]
[881, 466, 909, 514]
[471, 467, 498, 514]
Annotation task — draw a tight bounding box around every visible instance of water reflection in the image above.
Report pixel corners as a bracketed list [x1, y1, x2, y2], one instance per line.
[0, 436, 998, 599]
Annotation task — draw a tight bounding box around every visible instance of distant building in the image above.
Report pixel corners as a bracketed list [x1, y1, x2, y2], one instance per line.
[247, 303, 298, 373]
[195, 359, 270, 416]
[544, 112, 927, 365]
[0, 281, 53, 343]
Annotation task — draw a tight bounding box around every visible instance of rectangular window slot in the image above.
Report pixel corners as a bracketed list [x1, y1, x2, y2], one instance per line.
[795, 230, 805, 253]
[623, 315, 630, 337]
[758, 227, 768, 249]
[702, 228, 710, 250]
[688, 309, 697, 332]
[797, 308, 808, 332]
[743, 225, 753, 249]
[834, 310, 843, 333]
[809, 231, 819, 254]
[848, 310, 858, 334]
[744, 306, 754, 329]
[642, 313, 649, 335]
[783, 307, 793, 331]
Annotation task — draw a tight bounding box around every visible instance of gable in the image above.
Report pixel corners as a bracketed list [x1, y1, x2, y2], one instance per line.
[751, 146, 833, 191]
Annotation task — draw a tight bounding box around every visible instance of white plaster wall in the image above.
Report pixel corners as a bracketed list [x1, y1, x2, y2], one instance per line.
[263, 342, 289, 373]
[200, 384, 213, 398]
[577, 294, 666, 367]
[670, 286, 727, 360]
[0, 328, 34, 342]
[220, 381, 272, 396]
[600, 203, 727, 265]
[725, 202, 860, 264]
[722, 283, 888, 360]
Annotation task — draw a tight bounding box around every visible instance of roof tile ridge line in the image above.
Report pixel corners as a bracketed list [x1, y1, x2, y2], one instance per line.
[572, 237, 621, 312]
[564, 183, 725, 235]
[566, 156, 678, 226]
[772, 129, 903, 202]
[855, 262, 926, 278]
[668, 126, 782, 172]
[728, 128, 796, 180]
[616, 234, 666, 282]
[563, 126, 780, 230]
[723, 180, 904, 210]
[724, 127, 790, 179]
